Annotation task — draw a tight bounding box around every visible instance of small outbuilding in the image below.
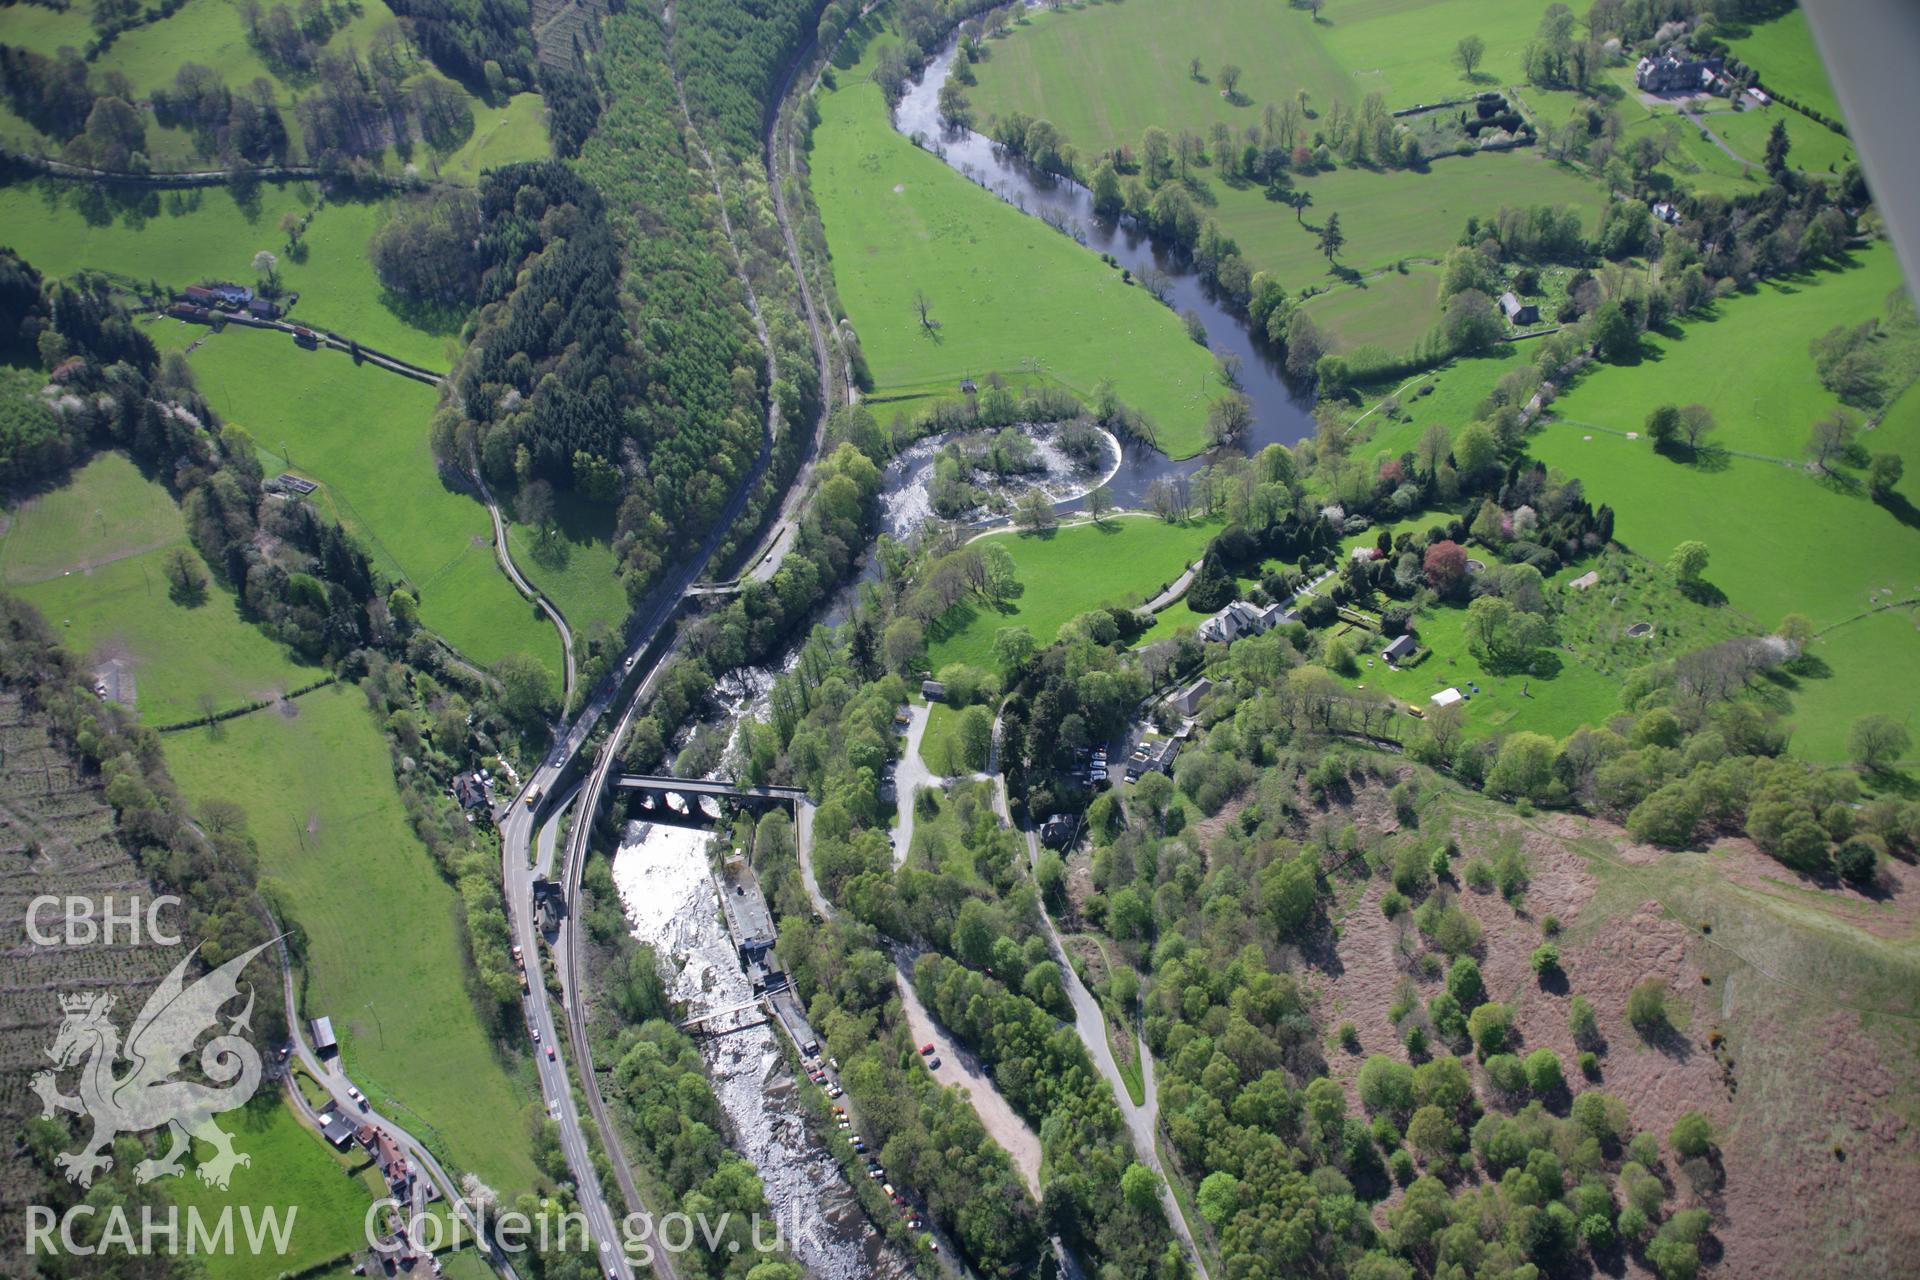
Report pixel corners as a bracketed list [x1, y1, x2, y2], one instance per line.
[1381, 634, 1417, 664]
[310, 1016, 338, 1056]
[1431, 687, 1464, 709]
[1171, 677, 1213, 716]
[920, 679, 947, 703]
[1499, 292, 1540, 325]
[318, 1110, 356, 1148]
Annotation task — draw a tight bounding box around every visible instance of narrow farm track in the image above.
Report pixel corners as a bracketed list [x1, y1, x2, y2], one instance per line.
[471, 467, 577, 708]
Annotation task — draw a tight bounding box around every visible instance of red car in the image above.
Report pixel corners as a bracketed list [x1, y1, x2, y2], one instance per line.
[546, 1044, 556, 1060]
[919, 1043, 934, 1055]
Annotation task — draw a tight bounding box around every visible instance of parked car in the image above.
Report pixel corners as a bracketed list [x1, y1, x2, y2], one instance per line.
[919, 1043, 935, 1055]
[928, 1056, 942, 1070]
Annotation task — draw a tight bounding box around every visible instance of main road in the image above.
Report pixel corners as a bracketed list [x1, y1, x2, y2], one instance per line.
[491, 100, 830, 1273]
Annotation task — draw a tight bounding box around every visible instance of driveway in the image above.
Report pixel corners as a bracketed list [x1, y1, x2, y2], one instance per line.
[892, 703, 933, 866]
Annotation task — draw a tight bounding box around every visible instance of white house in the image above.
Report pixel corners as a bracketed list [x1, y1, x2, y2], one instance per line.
[1197, 599, 1295, 645]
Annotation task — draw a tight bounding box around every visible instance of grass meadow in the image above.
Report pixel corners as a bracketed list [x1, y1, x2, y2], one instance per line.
[0, 182, 461, 369]
[0, 0, 530, 175]
[967, 0, 1550, 156]
[1548, 244, 1902, 462]
[0, 450, 180, 583]
[2, 453, 309, 724]
[1350, 345, 1531, 459]
[813, 38, 1222, 457]
[1207, 148, 1607, 290]
[164, 1094, 381, 1280]
[435, 91, 551, 184]
[180, 326, 557, 676]
[164, 683, 541, 1193]
[504, 501, 629, 639]
[1298, 266, 1442, 355]
[929, 514, 1217, 668]
[1722, 7, 1844, 124]
[1527, 256, 1920, 764]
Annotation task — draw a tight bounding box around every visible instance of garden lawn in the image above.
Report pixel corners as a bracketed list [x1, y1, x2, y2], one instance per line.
[435, 91, 551, 184]
[2, 455, 309, 724]
[813, 40, 1220, 457]
[164, 684, 540, 1192]
[1615, 102, 1854, 199]
[181, 326, 557, 676]
[1330, 598, 1623, 741]
[164, 1095, 382, 1280]
[928, 515, 1217, 668]
[0, 182, 459, 370]
[918, 700, 965, 774]
[967, 0, 1550, 156]
[1548, 244, 1904, 463]
[1723, 6, 1845, 124]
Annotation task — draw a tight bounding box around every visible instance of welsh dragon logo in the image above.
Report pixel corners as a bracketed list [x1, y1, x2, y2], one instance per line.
[31, 940, 273, 1190]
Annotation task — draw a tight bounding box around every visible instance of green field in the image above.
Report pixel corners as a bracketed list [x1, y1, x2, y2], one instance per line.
[918, 700, 966, 773]
[1207, 148, 1606, 289]
[0, 451, 180, 584]
[967, 0, 1553, 156]
[1549, 245, 1903, 465]
[3, 454, 310, 724]
[1298, 266, 1443, 355]
[1793, 605, 1920, 765]
[1603, 99, 1855, 198]
[164, 685, 541, 1193]
[1527, 247, 1920, 762]
[505, 508, 629, 640]
[1871, 377, 1920, 472]
[1723, 7, 1844, 124]
[0, 0, 508, 173]
[0, 182, 460, 369]
[1352, 345, 1532, 458]
[813, 37, 1223, 456]
[179, 325, 557, 676]
[928, 515, 1217, 668]
[164, 1095, 381, 1280]
[436, 91, 552, 184]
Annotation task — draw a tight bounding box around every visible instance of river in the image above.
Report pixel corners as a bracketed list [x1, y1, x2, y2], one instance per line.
[611, 822, 916, 1280]
[891, 36, 1320, 463]
[594, 34, 1323, 1277]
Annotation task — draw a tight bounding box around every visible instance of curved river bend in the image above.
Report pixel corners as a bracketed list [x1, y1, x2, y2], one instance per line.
[891, 35, 1320, 488]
